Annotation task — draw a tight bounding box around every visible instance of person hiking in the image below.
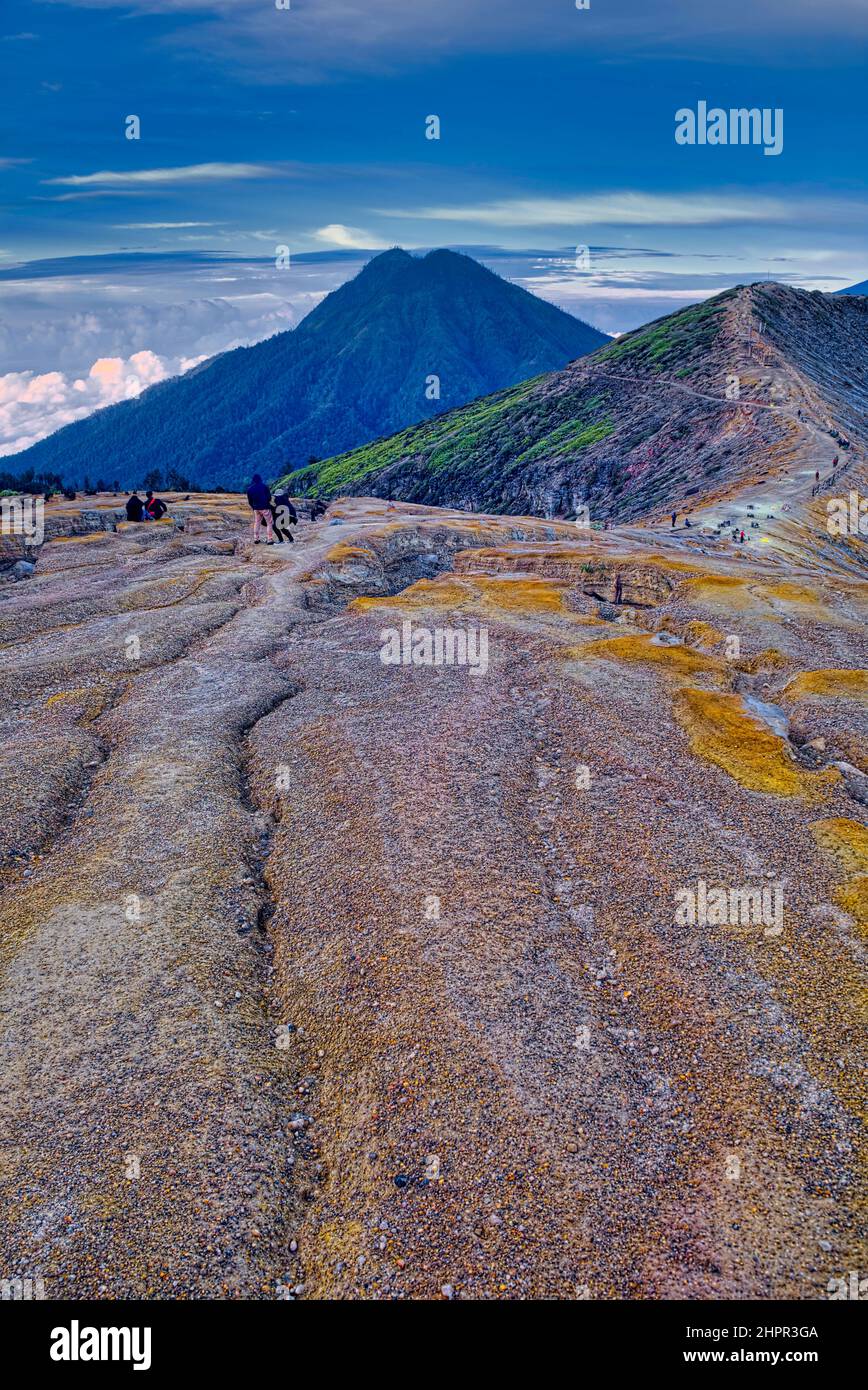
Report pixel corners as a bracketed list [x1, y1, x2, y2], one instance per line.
[815, 469, 820, 483]
[670, 512, 677, 528]
[270, 489, 297, 543]
[125, 492, 144, 522]
[145, 490, 167, 520]
[246, 474, 274, 543]
[740, 530, 746, 543]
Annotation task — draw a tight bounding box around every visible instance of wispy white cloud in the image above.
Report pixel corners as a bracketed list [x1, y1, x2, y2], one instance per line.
[112, 221, 223, 229]
[524, 278, 722, 302]
[45, 162, 279, 187]
[313, 223, 389, 250]
[379, 190, 868, 229]
[34, 190, 154, 202]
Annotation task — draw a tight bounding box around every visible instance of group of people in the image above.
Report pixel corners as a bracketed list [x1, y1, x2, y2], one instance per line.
[245, 474, 327, 544]
[670, 507, 747, 544]
[123, 477, 327, 544]
[125, 490, 168, 522]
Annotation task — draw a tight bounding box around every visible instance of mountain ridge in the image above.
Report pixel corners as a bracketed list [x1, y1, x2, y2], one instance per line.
[280, 282, 868, 522]
[8, 248, 609, 490]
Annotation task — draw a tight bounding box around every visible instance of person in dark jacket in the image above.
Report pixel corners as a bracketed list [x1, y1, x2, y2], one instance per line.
[145, 490, 167, 520]
[270, 489, 297, 543]
[126, 493, 145, 522]
[246, 474, 274, 543]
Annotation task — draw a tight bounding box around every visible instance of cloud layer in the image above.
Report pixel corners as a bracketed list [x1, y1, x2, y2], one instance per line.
[0, 351, 172, 459]
[0, 251, 354, 457]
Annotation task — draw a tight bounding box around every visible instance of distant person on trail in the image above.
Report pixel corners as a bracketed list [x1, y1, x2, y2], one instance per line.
[246, 474, 274, 543]
[740, 530, 746, 543]
[670, 512, 677, 528]
[815, 470, 820, 483]
[145, 490, 167, 520]
[125, 493, 144, 522]
[270, 489, 297, 543]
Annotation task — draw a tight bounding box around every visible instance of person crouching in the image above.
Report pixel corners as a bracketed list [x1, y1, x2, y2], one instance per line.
[270, 488, 297, 543]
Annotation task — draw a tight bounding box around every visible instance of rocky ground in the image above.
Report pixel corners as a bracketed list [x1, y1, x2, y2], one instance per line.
[0, 480, 865, 1300]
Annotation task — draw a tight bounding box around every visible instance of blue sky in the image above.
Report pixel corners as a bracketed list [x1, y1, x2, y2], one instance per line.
[2, 0, 867, 455]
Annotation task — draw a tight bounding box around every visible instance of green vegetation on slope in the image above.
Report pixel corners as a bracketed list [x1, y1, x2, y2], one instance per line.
[278, 376, 617, 497]
[279, 376, 549, 494]
[595, 294, 733, 373]
[279, 291, 740, 502]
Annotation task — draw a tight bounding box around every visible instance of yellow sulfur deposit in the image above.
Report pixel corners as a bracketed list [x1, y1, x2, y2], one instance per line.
[683, 620, 725, 648]
[784, 669, 868, 703]
[810, 818, 868, 934]
[580, 633, 725, 679]
[674, 688, 826, 796]
[352, 573, 568, 615]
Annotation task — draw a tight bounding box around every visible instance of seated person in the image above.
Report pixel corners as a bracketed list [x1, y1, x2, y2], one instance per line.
[144, 490, 168, 520]
[125, 493, 145, 522]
